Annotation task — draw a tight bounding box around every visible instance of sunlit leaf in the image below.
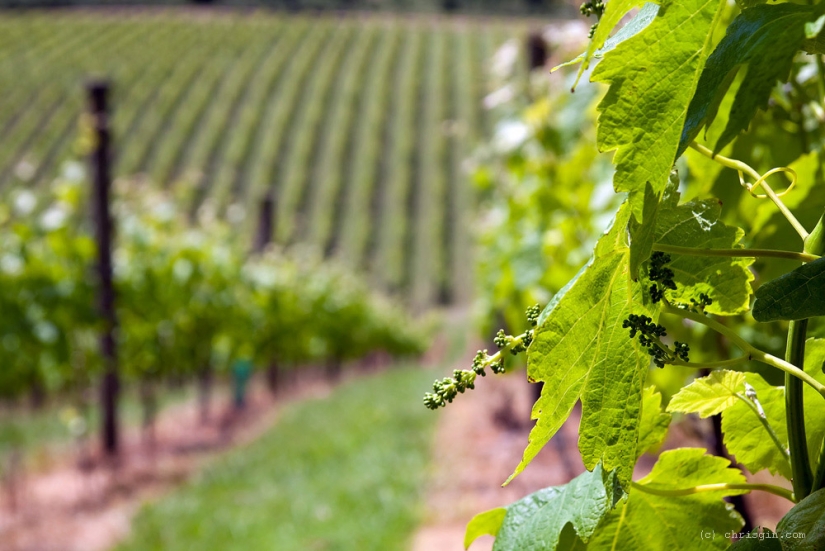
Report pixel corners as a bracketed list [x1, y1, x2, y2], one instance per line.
[679, 3, 824, 155]
[752, 257, 825, 322]
[667, 370, 746, 418]
[593, 0, 727, 222]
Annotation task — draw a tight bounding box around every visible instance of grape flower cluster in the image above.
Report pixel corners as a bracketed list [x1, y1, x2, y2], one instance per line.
[648, 251, 677, 303]
[690, 292, 713, 311]
[423, 305, 540, 410]
[580, 1, 605, 17]
[580, 1, 605, 37]
[622, 314, 690, 368]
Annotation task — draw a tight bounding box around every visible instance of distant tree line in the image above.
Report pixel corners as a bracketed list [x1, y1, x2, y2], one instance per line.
[0, 0, 569, 15]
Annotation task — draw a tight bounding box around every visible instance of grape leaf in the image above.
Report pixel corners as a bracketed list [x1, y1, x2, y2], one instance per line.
[654, 190, 754, 315]
[806, 14, 825, 39]
[752, 257, 825, 322]
[667, 370, 746, 418]
[557, 3, 658, 79]
[776, 488, 825, 551]
[464, 508, 506, 549]
[665, 369, 795, 479]
[700, 341, 825, 478]
[721, 372, 791, 479]
[465, 465, 621, 551]
[592, 0, 727, 222]
[572, 0, 645, 86]
[514, 202, 653, 488]
[588, 449, 746, 550]
[802, 27, 825, 55]
[679, 3, 824, 156]
[636, 386, 671, 458]
[629, 181, 665, 279]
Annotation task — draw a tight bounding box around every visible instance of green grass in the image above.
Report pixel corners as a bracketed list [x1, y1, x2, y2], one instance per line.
[118, 366, 437, 551]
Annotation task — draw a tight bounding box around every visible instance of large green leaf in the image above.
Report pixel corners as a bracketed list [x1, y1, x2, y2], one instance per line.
[654, 191, 754, 315]
[592, 0, 726, 222]
[515, 203, 652, 487]
[752, 257, 825, 322]
[667, 370, 792, 477]
[721, 372, 791, 479]
[574, 0, 645, 83]
[728, 529, 782, 550]
[465, 465, 620, 551]
[588, 449, 746, 550]
[667, 370, 746, 418]
[464, 508, 506, 549]
[685, 341, 825, 478]
[636, 386, 671, 458]
[679, 3, 823, 156]
[776, 487, 825, 550]
[559, 3, 657, 80]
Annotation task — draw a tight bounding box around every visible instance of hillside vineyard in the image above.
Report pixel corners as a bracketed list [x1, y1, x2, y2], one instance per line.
[1, 12, 524, 308]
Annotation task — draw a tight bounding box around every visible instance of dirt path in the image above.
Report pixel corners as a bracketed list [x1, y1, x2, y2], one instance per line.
[0, 370, 337, 551]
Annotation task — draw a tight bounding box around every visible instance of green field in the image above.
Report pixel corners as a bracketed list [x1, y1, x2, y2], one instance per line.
[117, 366, 437, 551]
[0, 12, 526, 308]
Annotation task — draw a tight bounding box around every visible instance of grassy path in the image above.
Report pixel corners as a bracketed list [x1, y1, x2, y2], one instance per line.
[117, 367, 438, 551]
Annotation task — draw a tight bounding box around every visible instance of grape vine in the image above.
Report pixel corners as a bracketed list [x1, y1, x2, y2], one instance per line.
[428, 2, 825, 548]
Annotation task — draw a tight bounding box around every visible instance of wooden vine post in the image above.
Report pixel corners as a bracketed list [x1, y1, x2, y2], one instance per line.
[256, 193, 281, 394]
[88, 80, 120, 457]
[255, 192, 275, 253]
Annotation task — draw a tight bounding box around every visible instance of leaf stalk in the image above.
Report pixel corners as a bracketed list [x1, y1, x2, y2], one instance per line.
[631, 481, 795, 502]
[660, 304, 825, 397]
[652, 243, 819, 263]
[734, 392, 791, 469]
[666, 357, 747, 370]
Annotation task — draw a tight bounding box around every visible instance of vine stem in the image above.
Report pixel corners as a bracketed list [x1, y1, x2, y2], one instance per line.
[648, 336, 747, 369]
[786, 319, 813, 501]
[660, 304, 825, 397]
[484, 331, 530, 370]
[631, 481, 795, 503]
[652, 243, 819, 263]
[689, 142, 809, 240]
[666, 357, 747, 370]
[734, 393, 791, 468]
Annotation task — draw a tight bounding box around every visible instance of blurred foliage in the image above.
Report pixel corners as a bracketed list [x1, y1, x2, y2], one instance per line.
[0, 163, 429, 401]
[472, 35, 616, 338]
